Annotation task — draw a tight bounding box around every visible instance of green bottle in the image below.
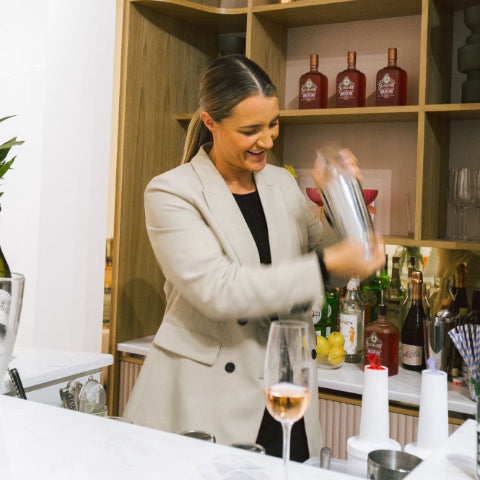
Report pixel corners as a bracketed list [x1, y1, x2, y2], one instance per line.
[361, 272, 382, 324]
[313, 288, 340, 338]
[377, 254, 391, 290]
[385, 256, 405, 333]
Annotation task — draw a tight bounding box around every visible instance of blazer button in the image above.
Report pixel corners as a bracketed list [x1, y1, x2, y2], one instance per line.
[311, 349, 317, 360]
[237, 319, 248, 326]
[225, 362, 235, 373]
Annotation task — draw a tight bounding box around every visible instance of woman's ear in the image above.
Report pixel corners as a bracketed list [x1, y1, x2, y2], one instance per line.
[200, 111, 215, 133]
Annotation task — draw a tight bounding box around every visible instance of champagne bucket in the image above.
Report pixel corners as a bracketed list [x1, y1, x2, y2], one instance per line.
[316, 146, 374, 260]
[423, 312, 457, 373]
[0, 273, 25, 384]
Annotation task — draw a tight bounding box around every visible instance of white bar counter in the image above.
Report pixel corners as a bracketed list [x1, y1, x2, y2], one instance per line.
[0, 394, 475, 480]
[0, 347, 113, 398]
[0, 395, 356, 480]
[118, 336, 476, 416]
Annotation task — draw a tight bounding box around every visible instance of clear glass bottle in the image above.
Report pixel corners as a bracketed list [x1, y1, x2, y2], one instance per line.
[375, 47, 408, 106]
[312, 288, 339, 338]
[298, 54, 328, 109]
[385, 256, 405, 333]
[335, 51, 366, 108]
[401, 270, 426, 371]
[339, 276, 365, 363]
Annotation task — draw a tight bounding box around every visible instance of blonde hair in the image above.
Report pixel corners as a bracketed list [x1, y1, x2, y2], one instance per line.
[181, 55, 277, 164]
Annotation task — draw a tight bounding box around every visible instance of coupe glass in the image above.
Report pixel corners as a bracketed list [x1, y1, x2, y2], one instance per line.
[263, 320, 313, 478]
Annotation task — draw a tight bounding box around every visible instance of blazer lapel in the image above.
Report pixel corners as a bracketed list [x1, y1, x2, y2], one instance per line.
[191, 151, 260, 265]
[255, 167, 295, 264]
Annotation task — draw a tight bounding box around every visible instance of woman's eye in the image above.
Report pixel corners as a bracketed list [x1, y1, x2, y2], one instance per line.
[269, 121, 279, 129]
[242, 130, 257, 136]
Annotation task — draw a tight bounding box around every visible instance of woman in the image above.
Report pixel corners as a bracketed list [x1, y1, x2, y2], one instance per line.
[124, 54, 385, 461]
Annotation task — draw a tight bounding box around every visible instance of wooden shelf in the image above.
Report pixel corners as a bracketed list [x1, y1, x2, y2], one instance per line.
[424, 103, 480, 120]
[252, 0, 421, 27]
[134, 0, 247, 30]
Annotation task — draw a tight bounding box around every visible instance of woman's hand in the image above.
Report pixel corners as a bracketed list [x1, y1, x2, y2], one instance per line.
[311, 148, 362, 190]
[322, 233, 385, 281]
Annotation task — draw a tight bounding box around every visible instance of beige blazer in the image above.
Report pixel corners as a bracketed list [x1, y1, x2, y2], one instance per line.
[124, 146, 331, 455]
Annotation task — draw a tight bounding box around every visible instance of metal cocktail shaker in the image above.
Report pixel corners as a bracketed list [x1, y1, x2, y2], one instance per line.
[315, 146, 375, 260]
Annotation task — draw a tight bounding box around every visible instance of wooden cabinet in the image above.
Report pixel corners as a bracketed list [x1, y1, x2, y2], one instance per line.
[108, 0, 480, 413]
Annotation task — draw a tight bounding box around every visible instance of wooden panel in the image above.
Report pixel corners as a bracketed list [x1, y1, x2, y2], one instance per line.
[109, 0, 218, 414]
[421, 112, 450, 241]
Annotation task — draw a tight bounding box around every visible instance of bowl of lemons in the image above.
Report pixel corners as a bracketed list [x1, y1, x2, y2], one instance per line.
[316, 331, 346, 369]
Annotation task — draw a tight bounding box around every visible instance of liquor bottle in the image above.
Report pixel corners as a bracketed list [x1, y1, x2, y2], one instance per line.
[298, 54, 328, 109]
[377, 254, 391, 290]
[335, 51, 366, 108]
[312, 288, 339, 338]
[364, 291, 399, 376]
[361, 272, 382, 324]
[385, 256, 405, 333]
[401, 270, 426, 371]
[339, 276, 365, 363]
[375, 47, 408, 106]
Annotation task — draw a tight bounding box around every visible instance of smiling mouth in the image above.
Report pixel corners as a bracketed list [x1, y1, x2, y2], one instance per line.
[247, 150, 265, 156]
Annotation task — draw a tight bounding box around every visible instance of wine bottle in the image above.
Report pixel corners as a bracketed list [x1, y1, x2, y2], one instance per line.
[401, 270, 426, 371]
[375, 47, 407, 106]
[339, 276, 365, 363]
[298, 54, 328, 109]
[364, 291, 399, 376]
[453, 262, 470, 317]
[335, 51, 366, 108]
[402, 255, 416, 322]
[467, 290, 480, 324]
[385, 256, 405, 333]
[312, 288, 339, 338]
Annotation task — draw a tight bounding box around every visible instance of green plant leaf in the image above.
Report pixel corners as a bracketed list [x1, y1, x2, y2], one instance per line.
[0, 137, 24, 163]
[0, 158, 15, 178]
[0, 115, 16, 124]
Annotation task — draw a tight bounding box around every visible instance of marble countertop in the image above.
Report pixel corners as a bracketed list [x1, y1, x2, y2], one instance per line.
[117, 336, 476, 416]
[0, 347, 113, 395]
[0, 395, 357, 480]
[0, 394, 475, 480]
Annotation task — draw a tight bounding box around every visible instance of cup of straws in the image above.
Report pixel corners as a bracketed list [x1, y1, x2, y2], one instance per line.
[448, 324, 480, 400]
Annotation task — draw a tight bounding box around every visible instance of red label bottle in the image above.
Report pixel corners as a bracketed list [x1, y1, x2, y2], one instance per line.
[298, 54, 328, 109]
[375, 48, 407, 106]
[335, 51, 366, 108]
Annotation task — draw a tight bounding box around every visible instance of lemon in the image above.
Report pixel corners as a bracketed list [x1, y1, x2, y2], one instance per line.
[328, 346, 345, 366]
[327, 331, 345, 349]
[316, 335, 330, 362]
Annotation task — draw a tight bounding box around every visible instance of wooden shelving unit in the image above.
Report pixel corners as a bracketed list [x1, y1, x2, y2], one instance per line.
[108, 0, 480, 414]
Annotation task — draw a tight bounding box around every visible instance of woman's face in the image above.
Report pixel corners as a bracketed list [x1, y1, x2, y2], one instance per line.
[205, 94, 280, 175]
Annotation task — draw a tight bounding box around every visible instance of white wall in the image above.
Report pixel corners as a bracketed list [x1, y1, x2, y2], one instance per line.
[0, 0, 116, 352]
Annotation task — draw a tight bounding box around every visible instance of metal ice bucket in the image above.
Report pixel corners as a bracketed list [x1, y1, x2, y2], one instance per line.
[316, 146, 374, 261]
[424, 311, 458, 374]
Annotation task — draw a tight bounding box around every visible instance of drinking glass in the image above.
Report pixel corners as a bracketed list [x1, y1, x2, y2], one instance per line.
[455, 168, 475, 241]
[263, 320, 313, 478]
[473, 169, 480, 241]
[447, 169, 460, 240]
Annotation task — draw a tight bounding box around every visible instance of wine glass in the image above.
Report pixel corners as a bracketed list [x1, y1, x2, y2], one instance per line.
[447, 169, 460, 240]
[473, 169, 480, 241]
[263, 320, 313, 478]
[455, 167, 475, 241]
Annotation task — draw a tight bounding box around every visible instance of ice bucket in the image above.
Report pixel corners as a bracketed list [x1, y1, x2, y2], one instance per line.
[0, 273, 25, 384]
[315, 146, 375, 260]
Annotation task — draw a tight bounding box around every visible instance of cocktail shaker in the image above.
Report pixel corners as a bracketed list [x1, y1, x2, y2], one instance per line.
[315, 146, 375, 260]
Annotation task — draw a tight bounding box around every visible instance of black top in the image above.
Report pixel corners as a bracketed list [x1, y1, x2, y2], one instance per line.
[233, 190, 310, 462]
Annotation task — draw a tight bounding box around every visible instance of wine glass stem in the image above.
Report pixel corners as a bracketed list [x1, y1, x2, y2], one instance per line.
[282, 421, 293, 478]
